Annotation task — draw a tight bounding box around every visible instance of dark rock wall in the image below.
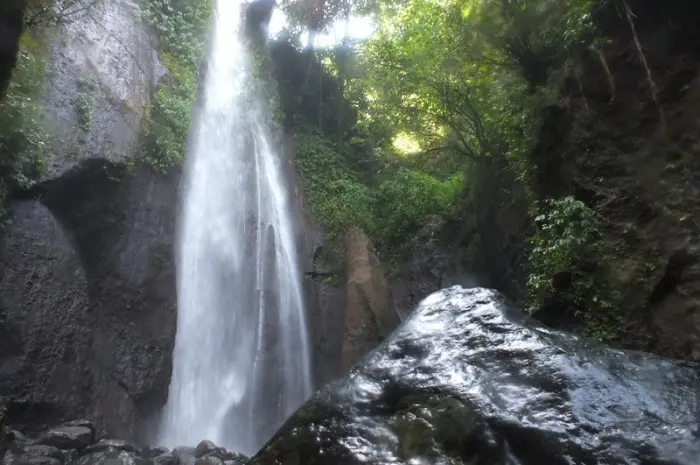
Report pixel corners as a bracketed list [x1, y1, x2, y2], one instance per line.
[0, 0, 23, 97]
[528, 0, 700, 359]
[0, 161, 179, 440]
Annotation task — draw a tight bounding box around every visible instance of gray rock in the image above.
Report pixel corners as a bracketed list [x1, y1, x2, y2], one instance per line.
[41, 0, 164, 181]
[60, 421, 94, 435]
[76, 450, 148, 465]
[193, 457, 221, 465]
[151, 452, 176, 465]
[82, 440, 137, 455]
[248, 286, 700, 465]
[62, 449, 79, 464]
[171, 447, 196, 464]
[0, 163, 180, 439]
[22, 445, 64, 461]
[141, 447, 168, 459]
[193, 442, 216, 459]
[36, 427, 93, 450]
[4, 450, 62, 465]
[221, 454, 247, 465]
[21, 456, 62, 465]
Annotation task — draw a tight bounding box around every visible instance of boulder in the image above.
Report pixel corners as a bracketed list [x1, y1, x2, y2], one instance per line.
[37, 427, 93, 450]
[82, 439, 138, 455]
[62, 449, 79, 464]
[172, 446, 196, 464]
[60, 421, 95, 434]
[248, 286, 700, 465]
[193, 456, 222, 465]
[141, 447, 168, 459]
[9, 455, 62, 465]
[194, 441, 216, 458]
[152, 452, 176, 465]
[76, 450, 148, 465]
[22, 445, 65, 461]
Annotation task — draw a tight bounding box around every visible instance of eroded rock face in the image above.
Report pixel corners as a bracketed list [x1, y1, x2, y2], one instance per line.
[391, 222, 477, 319]
[42, 0, 164, 180]
[340, 228, 400, 373]
[0, 161, 179, 439]
[250, 286, 700, 465]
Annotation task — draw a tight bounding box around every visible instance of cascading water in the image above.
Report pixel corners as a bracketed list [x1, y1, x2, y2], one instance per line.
[158, 0, 312, 455]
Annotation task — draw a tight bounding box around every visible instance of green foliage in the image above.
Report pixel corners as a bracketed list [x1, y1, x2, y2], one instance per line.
[139, 0, 214, 172]
[0, 32, 49, 214]
[374, 168, 463, 258]
[76, 74, 98, 131]
[526, 196, 620, 341]
[294, 126, 374, 244]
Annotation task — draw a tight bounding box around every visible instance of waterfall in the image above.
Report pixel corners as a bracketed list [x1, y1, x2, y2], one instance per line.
[158, 0, 312, 455]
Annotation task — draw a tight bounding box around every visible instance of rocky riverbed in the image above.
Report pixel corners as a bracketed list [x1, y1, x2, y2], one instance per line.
[1, 421, 247, 465]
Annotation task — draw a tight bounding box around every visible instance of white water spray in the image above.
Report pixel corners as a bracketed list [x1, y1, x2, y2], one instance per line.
[158, 0, 312, 455]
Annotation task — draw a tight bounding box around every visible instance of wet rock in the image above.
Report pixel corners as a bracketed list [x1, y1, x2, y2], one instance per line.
[142, 447, 168, 459]
[194, 441, 216, 458]
[193, 456, 222, 465]
[76, 450, 148, 465]
[60, 421, 95, 435]
[12, 455, 62, 465]
[220, 453, 247, 465]
[22, 445, 65, 461]
[172, 446, 196, 464]
[36, 427, 93, 450]
[249, 286, 700, 465]
[152, 452, 176, 465]
[82, 439, 138, 455]
[62, 449, 79, 464]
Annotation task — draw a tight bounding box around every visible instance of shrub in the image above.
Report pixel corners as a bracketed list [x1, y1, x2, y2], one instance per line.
[139, 0, 214, 172]
[0, 32, 49, 215]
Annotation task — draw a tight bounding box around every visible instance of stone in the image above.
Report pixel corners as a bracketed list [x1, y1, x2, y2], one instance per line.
[62, 449, 79, 464]
[194, 441, 217, 458]
[82, 439, 137, 455]
[60, 421, 95, 434]
[248, 286, 700, 465]
[18, 456, 62, 465]
[194, 456, 222, 465]
[76, 450, 148, 465]
[172, 446, 196, 464]
[152, 452, 176, 465]
[141, 447, 168, 459]
[36, 427, 93, 450]
[22, 445, 64, 461]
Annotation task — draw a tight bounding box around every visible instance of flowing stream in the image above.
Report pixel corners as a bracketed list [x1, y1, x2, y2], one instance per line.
[158, 0, 312, 455]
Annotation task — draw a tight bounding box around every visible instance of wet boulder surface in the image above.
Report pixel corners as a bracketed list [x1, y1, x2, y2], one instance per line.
[250, 286, 700, 465]
[1, 424, 247, 465]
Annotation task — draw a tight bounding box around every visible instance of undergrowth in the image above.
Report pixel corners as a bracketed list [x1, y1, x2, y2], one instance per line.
[0, 32, 49, 216]
[139, 0, 214, 172]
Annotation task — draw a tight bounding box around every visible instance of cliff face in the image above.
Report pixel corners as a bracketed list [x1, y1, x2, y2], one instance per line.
[528, 0, 700, 359]
[0, 0, 178, 440]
